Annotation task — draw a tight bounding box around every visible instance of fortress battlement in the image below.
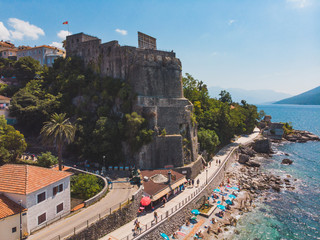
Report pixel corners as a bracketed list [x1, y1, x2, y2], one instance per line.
[66, 32, 198, 169]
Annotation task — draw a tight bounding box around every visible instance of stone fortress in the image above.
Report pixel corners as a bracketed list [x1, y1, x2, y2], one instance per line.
[66, 32, 198, 169]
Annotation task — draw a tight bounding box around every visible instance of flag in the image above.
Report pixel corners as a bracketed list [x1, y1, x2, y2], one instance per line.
[63, 21, 68, 25]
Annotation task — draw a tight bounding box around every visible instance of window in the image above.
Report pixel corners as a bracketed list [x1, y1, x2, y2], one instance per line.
[38, 213, 46, 225]
[53, 184, 63, 196]
[56, 203, 63, 213]
[37, 192, 46, 203]
[12, 227, 17, 233]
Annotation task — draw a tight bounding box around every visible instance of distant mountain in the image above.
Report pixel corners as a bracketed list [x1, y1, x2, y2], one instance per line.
[274, 86, 320, 105]
[208, 87, 292, 104]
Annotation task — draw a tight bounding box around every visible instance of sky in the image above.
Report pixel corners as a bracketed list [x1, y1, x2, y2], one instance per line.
[0, 0, 319, 95]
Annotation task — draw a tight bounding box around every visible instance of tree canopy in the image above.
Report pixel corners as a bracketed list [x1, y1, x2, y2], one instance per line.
[183, 73, 260, 158]
[0, 116, 27, 165]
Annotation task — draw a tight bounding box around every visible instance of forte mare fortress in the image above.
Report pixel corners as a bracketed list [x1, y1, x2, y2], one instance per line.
[66, 32, 198, 170]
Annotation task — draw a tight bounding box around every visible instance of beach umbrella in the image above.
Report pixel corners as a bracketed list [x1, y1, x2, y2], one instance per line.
[214, 188, 221, 193]
[225, 199, 233, 205]
[225, 185, 232, 188]
[160, 233, 170, 240]
[229, 194, 236, 199]
[140, 196, 151, 206]
[231, 186, 239, 190]
[217, 205, 226, 211]
[191, 209, 200, 215]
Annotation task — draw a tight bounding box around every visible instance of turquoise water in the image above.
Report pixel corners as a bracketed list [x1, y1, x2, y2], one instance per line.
[233, 104, 320, 240]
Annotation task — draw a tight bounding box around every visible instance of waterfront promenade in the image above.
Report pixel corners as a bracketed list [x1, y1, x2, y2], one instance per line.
[102, 128, 260, 240]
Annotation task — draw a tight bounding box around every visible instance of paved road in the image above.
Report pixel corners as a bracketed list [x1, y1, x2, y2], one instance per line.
[101, 128, 260, 240]
[29, 182, 137, 240]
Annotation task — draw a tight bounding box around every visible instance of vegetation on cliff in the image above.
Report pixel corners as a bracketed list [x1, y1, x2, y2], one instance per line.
[183, 73, 262, 157]
[3, 57, 153, 166]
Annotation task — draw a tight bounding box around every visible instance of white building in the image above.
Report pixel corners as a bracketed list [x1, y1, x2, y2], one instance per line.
[17, 45, 65, 66]
[0, 164, 72, 238]
[0, 194, 27, 240]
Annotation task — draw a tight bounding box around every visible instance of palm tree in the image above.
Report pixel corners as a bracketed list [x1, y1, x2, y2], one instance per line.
[41, 113, 76, 170]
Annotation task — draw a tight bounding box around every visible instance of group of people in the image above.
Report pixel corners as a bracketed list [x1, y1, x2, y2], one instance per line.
[217, 210, 225, 218]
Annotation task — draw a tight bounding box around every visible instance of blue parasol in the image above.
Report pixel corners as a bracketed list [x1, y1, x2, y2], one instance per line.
[231, 186, 239, 190]
[191, 209, 200, 215]
[160, 233, 170, 240]
[229, 194, 236, 199]
[214, 188, 221, 193]
[217, 204, 226, 211]
[225, 199, 233, 205]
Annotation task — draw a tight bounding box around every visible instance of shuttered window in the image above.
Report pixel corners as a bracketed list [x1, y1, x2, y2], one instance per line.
[57, 203, 63, 213]
[38, 213, 46, 225]
[37, 192, 46, 203]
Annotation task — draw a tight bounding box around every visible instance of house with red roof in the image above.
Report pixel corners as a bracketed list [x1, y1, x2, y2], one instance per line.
[0, 164, 72, 238]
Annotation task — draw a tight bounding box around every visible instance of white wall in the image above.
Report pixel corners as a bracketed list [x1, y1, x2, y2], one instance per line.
[0, 212, 27, 240]
[2, 193, 27, 208]
[26, 176, 71, 233]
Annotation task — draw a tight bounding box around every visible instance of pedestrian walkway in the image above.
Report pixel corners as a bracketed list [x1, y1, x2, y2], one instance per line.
[101, 128, 260, 240]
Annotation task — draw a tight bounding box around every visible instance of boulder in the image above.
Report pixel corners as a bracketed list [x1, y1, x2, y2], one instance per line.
[246, 161, 261, 168]
[281, 158, 293, 165]
[239, 154, 250, 164]
[271, 184, 281, 192]
[252, 139, 272, 154]
[239, 146, 257, 157]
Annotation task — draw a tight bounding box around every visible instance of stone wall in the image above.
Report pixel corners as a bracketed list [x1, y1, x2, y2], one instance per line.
[174, 156, 204, 180]
[67, 186, 143, 240]
[136, 148, 238, 240]
[66, 33, 198, 169]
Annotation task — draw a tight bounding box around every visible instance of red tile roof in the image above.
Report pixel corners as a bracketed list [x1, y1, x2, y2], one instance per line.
[0, 41, 15, 48]
[0, 164, 72, 195]
[0, 194, 26, 219]
[141, 169, 186, 197]
[0, 95, 11, 101]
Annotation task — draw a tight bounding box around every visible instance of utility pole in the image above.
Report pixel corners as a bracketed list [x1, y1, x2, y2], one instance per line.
[18, 200, 22, 240]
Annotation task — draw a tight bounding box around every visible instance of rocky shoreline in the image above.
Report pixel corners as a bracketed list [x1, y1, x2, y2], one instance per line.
[203, 132, 319, 239]
[284, 130, 320, 143]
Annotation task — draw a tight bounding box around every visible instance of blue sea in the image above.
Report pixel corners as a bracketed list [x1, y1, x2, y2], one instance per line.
[232, 104, 320, 240]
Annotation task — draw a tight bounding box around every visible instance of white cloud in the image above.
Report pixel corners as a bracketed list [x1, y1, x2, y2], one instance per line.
[228, 19, 236, 25]
[8, 18, 44, 40]
[57, 30, 71, 40]
[115, 29, 127, 35]
[286, 0, 310, 8]
[0, 22, 10, 40]
[50, 41, 63, 49]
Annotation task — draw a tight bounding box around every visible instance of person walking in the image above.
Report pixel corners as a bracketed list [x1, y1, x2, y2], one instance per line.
[154, 211, 158, 223]
[197, 179, 200, 187]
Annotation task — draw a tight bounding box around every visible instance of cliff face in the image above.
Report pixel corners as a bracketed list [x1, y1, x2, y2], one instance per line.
[66, 33, 198, 169]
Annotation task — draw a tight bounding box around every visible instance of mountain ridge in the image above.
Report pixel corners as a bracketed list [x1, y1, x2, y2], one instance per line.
[274, 86, 320, 105]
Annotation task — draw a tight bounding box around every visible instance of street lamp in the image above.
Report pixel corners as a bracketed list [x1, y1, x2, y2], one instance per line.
[18, 200, 22, 240]
[206, 168, 208, 185]
[103, 155, 106, 167]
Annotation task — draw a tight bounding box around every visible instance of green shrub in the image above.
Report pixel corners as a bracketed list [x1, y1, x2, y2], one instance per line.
[71, 174, 103, 200]
[37, 151, 58, 168]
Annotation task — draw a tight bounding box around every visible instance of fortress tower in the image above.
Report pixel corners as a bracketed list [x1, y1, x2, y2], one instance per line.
[66, 32, 198, 169]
